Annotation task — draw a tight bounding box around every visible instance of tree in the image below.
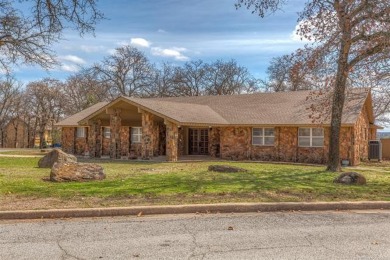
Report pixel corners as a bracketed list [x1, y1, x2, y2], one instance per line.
[62, 70, 110, 116]
[25, 79, 64, 148]
[173, 60, 208, 96]
[205, 59, 258, 95]
[237, 0, 390, 171]
[92, 45, 155, 98]
[0, 0, 103, 72]
[148, 62, 177, 98]
[0, 76, 20, 147]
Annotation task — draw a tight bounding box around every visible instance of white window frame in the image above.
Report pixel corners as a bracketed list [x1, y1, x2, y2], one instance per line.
[252, 127, 275, 146]
[131, 127, 142, 144]
[103, 127, 111, 139]
[298, 128, 324, 147]
[76, 127, 86, 138]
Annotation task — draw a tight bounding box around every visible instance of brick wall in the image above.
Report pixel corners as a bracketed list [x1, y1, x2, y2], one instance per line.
[219, 125, 360, 165]
[61, 127, 75, 154]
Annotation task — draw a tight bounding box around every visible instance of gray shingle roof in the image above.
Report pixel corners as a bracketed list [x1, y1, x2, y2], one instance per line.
[60, 89, 370, 127]
[55, 102, 108, 126]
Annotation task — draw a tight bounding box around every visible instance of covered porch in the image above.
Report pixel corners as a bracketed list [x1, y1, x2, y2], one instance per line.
[81, 98, 221, 162]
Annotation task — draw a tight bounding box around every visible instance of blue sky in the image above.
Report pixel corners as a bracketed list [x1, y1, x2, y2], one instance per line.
[13, 0, 308, 83]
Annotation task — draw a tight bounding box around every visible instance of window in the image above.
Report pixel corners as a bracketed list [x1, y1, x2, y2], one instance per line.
[76, 127, 86, 138]
[298, 128, 324, 147]
[252, 128, 274, 146]
[103, 127, 111, 139]
[131, 127, 142, 143]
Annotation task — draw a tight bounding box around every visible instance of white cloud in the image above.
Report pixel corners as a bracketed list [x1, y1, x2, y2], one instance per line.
[151, 47, 189, 61]
[60, 64, 80, 72]
[80, 45, 105, 53]
[59, 55, 86, 64]
[157, 29, 166, 33]
[130, 38, 151, 48]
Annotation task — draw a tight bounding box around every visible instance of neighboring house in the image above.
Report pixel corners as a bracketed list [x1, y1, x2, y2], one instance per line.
[3, 118, 29, 148]
[0, 118, 54, 148]
[55, 89, 379, 166]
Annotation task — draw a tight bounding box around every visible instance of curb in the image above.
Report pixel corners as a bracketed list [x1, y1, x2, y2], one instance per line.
[1, 201, 390, 220]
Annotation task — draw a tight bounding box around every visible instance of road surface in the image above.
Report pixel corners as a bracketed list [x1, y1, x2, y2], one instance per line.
[1, 210, 390, 259]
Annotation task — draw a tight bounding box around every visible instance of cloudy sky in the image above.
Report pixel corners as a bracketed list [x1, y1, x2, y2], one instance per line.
[14, 0, 308, 83]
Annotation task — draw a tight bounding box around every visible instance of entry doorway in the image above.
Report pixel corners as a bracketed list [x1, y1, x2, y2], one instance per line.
[189, 128, 209, 155]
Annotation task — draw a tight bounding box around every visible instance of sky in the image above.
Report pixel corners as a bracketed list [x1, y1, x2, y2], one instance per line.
[13, 0, 308, 83]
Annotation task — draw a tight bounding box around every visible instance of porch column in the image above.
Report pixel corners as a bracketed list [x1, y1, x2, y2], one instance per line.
[165, 120, 178, 162]
[88, 119, 102, 158]
[141, 111, 155, 159]
[108, 108, 122, 159]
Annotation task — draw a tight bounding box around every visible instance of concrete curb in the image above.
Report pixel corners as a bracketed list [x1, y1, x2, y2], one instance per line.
[1, 201, 390, 220]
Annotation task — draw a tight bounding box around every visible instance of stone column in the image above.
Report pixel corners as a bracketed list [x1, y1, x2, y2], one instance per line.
[165, 120, 178, 162]
[88, 120, 102, 158]
[109, 109, 122, 159]
[141, 111, 155, 159]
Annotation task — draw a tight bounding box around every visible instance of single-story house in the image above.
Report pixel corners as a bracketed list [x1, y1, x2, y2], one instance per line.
[55, 88, 379, 165]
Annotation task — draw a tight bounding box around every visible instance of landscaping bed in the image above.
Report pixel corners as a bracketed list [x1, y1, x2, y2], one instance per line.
[0, 157, 389, 211]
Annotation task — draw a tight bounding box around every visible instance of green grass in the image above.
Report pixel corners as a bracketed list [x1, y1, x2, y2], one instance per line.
[1, 157, 390, 210]
[0, 149, 48, 156]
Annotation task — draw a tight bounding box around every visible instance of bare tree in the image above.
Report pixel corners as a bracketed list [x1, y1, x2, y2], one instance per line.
[92, 45, 155, 98]
[62, 70, 110, 115]
[0, 76, 21, 147]
[205, 59, 259, 95]
[0, 0, 103, 72]
[237, 0, 390, 171]
[148, 62, 177, 98]
[25, 78, 64, 148]
[173, 60, 208, 96]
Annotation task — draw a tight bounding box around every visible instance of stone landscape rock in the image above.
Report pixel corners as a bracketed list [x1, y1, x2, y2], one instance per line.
[50, 162, 105, 182]
[208, 165, 247, 173]
[38, 149, 77, 168]
[334, 172, 366, 185]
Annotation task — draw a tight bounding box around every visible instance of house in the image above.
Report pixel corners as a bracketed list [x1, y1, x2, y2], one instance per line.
[0, 118, 54, 148]
[55, 88, 379, 165]
[1, 118, 29, 148]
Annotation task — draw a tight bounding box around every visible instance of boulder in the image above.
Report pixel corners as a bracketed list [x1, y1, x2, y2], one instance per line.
[50, 162, 105, 182]
[208, 165, 247, 173]
[334, 172, 366, 185]
[38, 149, 77, 168]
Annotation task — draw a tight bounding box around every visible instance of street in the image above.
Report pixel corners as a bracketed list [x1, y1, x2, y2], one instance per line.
[1, 210, 390, 259]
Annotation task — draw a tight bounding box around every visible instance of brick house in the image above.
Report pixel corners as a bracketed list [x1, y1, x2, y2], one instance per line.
[55, 89, 379, 165]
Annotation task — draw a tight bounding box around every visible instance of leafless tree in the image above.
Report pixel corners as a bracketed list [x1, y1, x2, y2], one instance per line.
[0, 76, 21, 147]
[0, 0, 103, 72]
[148, 63, 177, 98]
[205, 59, 259, 95]
[173, 60, 208, 96]
[237, 0, 390, 171]
[92, 45, 155, 98]
[25, 78, 64, 148]
[62, 70, 110, 115]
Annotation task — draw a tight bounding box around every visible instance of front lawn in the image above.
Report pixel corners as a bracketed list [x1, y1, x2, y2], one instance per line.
[0, 157, 389, 210]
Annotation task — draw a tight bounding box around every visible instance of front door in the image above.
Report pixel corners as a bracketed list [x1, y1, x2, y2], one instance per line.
[189, 128, 209, 155]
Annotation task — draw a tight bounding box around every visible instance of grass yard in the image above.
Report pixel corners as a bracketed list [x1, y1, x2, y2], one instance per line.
[0, 157, 390, 210]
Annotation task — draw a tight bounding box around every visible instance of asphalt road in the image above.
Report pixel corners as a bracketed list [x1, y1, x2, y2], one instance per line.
[1, 210, 390, 259]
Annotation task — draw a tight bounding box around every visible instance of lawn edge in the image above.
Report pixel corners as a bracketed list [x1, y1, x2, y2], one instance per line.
[1, 201, 390, 220]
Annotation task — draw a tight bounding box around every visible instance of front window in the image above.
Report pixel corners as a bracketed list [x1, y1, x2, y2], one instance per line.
[76, 127, 86, 138]
[298, 128, 324, 147]
[103, 127, 111, 139]
[131, 127, 142, 143]
[252, 128, 274, 146]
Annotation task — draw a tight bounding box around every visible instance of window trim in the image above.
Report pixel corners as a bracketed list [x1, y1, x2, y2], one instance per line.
[76, 127, 86, 138]
[131, 127, 142, 144]
[103, 127, 111, 139]
[298, 127, 324, 147]
[252, 127, 275, 146]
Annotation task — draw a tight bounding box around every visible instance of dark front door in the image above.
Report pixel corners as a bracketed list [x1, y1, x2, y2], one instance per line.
[189, 128, 209, 155]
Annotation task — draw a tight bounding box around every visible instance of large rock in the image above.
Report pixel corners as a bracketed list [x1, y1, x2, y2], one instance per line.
[208, 165, 247, 173]
[50, 162, 105, 182]
[334, 172, 366, 185]
[38, 149, 77, 168]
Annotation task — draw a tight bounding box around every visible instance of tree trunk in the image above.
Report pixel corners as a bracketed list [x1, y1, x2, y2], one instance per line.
[327, 5, 351, 172]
